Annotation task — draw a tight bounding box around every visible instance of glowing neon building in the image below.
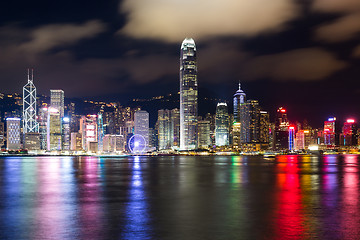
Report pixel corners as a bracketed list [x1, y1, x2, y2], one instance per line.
[288, 126, 295, 151]
[324, 117, 337, 146]
[180, 38, 198, 150]
[341, 119, 358, 146]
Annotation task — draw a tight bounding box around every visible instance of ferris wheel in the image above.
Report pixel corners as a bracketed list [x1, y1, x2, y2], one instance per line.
[128, 134, 147, 154]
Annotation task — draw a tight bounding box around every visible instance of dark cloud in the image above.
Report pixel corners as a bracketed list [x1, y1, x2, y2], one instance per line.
[353, 45, 360, 57]
[20, 20, 107, 54]
[241, 48, 347, 81]
[312, 0, 360, 13]
[119, 0, 299, 42]
[314, 13, 360, 43]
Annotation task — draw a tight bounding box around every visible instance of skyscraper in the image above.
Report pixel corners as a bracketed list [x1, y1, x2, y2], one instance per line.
[215, 103, 230, 146]
[170, 108, 180, 148]
[288, 126, 295, 151]
[23, 69, 38, 133]
[240, 100, 260, 143]
[50, 90, 65, 118]
[198, 120, 211, 148]
[274, 107, 289, 150]
[158, 109, 171, 150]
[62, 117, 70, 150]
[341, 119, 358, 146]
[180, 38, 198, 150]
[38, 106, 48, 150]
[6, 118, 21, 150]
[233, 83, 246, 123]
[47, 107, 62, 151]
[80, 115, 98, 151]
[259, 111, 270, 144]
[134, 110, 149, 150]
[324, 117, 339, 146]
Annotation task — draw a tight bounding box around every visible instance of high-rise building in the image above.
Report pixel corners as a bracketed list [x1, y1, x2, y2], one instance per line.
[288, 126, 295, 151]
[259, 111, 270, 144]
[180, 38, 198, 150]
[0, 121, 4, 148]
[23, 69, 38, 133]
[232, 122, 241, 150]
[240, 100, 260, 143]
[341, 119, 358, 146]
[158, 109, 171, 150]
[170, 108, 180, 148]
[233, 83, 246, 123]
[62, 117, 70, 150]
[198, 120, 211, 148]
[97, 113, 104, 152]
[134, 110, 149, 150]
[80, 115, 98, 151]
[215, 103, 230, 146]
[6, 118, 21, 150]
[324, 117, 339, 146]
[295, 130, 311, 150]
[24, 133, 40, 150]
[47, 107, 62, 151]
[38, 106, 48, 150]
[50, 90, 65, 118]
[274, 107, 289, 150]
[70, 132, 83, 151]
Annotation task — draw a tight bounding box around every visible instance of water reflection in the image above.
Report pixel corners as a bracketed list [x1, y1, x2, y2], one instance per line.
[122, 156, 152, 239]
[274, 155, 305, 239]
[341, 155, 360, 238]
[1, 155, 360, 239]
[78, 156, 104, 240]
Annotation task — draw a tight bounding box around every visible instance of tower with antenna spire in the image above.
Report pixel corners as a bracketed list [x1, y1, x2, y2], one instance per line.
[233, 82, 246, 123]
[23, 68, 38, 133]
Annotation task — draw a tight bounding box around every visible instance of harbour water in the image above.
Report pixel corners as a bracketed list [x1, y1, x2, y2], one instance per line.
[0, 155, 359, 239]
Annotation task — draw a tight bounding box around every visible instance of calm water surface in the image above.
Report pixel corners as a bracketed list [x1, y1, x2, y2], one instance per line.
[0, 155, 359, 240]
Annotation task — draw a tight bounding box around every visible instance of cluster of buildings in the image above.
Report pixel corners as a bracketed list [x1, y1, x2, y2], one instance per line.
[1, 38, 359, 155]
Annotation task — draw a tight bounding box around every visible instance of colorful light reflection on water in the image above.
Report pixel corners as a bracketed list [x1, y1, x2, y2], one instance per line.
[1, 155, 360, 239]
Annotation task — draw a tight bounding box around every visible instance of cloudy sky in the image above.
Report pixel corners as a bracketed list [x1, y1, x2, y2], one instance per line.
[1, 0, 360, 124]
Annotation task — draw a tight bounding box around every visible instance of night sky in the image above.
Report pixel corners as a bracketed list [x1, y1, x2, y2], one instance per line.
[1, 0, 360, 127]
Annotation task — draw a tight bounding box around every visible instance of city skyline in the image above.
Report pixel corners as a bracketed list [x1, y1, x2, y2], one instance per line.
[0, 0, 360, 125]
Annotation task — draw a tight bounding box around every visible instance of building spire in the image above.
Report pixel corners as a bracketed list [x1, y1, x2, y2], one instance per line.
[27, 68, 34, 83]
[239, 81, 241, 91]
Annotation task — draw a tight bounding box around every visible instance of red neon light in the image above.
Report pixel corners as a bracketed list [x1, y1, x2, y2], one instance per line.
[281, 109, 286, 113]
[347, 119, 355, 123]
[289, 126, 295, 130]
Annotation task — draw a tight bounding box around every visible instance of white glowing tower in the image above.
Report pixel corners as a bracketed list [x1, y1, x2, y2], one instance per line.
[23, 69, 38, 133]
[180, 38, 198, 150]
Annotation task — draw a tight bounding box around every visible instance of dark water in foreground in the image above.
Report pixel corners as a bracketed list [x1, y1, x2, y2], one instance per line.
[0, 155, 359, 240]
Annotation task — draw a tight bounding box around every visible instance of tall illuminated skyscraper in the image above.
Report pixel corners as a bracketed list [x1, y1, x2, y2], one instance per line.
[134, 110, 149, 150]
[180, 38, 198, 150]
[50, 90, 65, 118]
[23, 69, 38, 133]
[158, 109, 171, 150]
[233, 83, 246, 123]
[47, 108, 62, 151]
[288, 126, 295, 151]
[215, 103, 230, 146]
